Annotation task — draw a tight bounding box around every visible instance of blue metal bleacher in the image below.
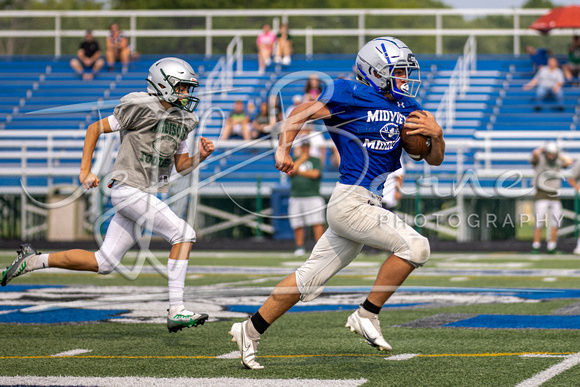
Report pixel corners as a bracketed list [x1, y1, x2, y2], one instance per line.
[1, 54, 579, 198]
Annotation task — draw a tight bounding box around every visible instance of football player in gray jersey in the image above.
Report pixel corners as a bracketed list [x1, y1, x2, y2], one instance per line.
[2, 57, 215, 333]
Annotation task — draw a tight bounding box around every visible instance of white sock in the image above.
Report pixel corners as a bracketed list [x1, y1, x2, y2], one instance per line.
[576, 240, 580, 249]
[28, 253, 49, 271]
[245, 319, 260, 339]
[358, 304, 378, 318]
[167, 259, 188, 308]
[169, 305, 186, 316]
[532, 242, 541, 249]
[547, 241, 557, 251]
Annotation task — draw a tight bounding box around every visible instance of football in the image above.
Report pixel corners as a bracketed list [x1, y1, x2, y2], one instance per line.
[401, 110, 431, 161]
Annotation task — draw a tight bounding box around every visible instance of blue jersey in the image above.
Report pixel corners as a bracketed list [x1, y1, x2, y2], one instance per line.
[319, 79, 421, 196]
[530, 48, 549, 68]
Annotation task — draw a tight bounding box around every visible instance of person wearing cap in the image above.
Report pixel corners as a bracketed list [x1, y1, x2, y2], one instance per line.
[288, 137, 325, 256]
[530, 142, 573, 254]
[285, 94, 303, 118]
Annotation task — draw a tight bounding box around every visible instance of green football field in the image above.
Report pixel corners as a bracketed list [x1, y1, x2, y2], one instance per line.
[0, 249, 579, 386]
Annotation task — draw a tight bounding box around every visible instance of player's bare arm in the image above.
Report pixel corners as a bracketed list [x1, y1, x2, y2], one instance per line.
[174, 136, 215, 175]
[403, 110, 445, 165]
[523, 78, 538, 90]
[291, 152, 321, 179]
[567, 177, 580, 192]
[295, 168, 321, 180]
[275, 101, 330, 174]
[79, 117, 113, 189]
[530, 147, 543, 165]
[560, 153, 574, 167]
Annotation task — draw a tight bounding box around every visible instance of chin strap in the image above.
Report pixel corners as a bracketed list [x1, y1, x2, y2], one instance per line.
[390, 84, 405, 100]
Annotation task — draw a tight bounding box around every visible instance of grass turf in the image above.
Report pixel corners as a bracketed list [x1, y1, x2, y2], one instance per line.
[0, 310, 579, 386]
[1, 250, 579, 385]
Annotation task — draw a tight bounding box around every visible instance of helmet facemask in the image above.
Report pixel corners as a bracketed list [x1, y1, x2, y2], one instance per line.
[378, 59, 421, 100]
[147, 66, 200, 113]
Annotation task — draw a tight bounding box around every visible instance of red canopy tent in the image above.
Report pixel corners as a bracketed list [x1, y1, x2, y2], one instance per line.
[529, 5, 580, 33]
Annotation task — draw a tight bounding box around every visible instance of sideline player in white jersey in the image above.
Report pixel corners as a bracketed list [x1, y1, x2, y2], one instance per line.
[383, 161, 405, 209]
[230, 37, 445, 369]
[2, 57, 215, 333]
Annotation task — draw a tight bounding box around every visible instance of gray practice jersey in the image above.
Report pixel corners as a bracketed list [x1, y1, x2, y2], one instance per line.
[111, 92, 199, 193]
[531, 153, 566, 200]
[570, 161, 580, 185]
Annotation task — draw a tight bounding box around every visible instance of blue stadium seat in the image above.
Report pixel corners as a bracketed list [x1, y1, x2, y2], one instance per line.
[1, 54, 579, 197]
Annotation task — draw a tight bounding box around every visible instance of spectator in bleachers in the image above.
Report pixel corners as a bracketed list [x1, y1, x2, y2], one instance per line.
[523, 57, 565, 112]
[303, 74, 323, 102]
[69, 29, 105, 81]
[298, 124, 327, 168]
[285, 94, 303, 118]
[530, 142, 573, 254]
[257, 24, 276, 74]
[289, 138, 325, 256]
[106, 23, 131, 71]
[566, 159, 580, 255]
[221, 100, 252, 141]
[274, 23, 292, 66]
[525, 45, 551, 71]
[269, 94, 284, 123]
[563, 35, 580, 83]
[251, 101, 272, 139]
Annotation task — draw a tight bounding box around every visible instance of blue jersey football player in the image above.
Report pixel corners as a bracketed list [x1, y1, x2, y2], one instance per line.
[230, 37, 445, 369]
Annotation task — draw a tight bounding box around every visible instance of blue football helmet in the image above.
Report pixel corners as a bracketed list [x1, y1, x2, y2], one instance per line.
[355, 37, 421, 100]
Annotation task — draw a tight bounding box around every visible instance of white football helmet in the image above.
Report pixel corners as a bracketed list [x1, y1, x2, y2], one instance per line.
[355, 37, 421, 100]
[147, 57, 200, 112]
[544, 141, 558, 155]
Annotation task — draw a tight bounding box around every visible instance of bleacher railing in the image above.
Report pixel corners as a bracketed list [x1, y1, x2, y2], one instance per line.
[203, 35, 243, 108]
[6, 129, 580, 241]
[435, 35, 477, 132]
[0, 8, 566, 57]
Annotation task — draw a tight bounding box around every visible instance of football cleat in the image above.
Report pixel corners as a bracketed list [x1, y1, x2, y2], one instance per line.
[167, 307, 208, 333]
[345, 310, 392, 352]
[1, 244, 41, 287]
[229, 321, 264, 370]
[293, 247, 306, 257]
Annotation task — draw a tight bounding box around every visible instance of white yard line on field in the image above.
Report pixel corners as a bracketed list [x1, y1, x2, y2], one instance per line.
[515, 352, 580, 387]
[216, 351, 241, 359]
[385, 354, 418, 361]
[51, 349, 92, 357]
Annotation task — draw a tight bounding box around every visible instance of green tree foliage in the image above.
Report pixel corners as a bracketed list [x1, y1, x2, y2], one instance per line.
[0, 0, 566, 55]
[522, 0, 554, 8]
[107, 0, 449, 55]
[30, 0, 103, 9]
[1, 0, 32, 9]
[111, 0, 447, 10]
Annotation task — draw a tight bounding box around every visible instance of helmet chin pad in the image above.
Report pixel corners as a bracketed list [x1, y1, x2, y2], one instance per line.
[390, 81, 407, 100]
